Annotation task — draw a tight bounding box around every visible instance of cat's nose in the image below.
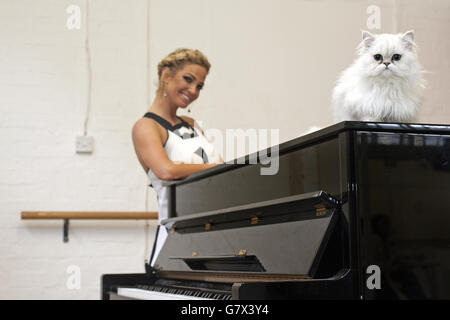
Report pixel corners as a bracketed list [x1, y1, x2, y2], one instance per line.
[383, 62, 391, 67]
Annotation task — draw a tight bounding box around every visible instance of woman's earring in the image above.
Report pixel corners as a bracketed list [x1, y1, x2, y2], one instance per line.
[163, 82, 168, 97]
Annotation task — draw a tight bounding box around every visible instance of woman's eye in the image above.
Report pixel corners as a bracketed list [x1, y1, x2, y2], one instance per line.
[197, 84, 203, 90]
[184, 76, 193, 83]
[373, 54, 383, 61]
[392, 54, 402, 61]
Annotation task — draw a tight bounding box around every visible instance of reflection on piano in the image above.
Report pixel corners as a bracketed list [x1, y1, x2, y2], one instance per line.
[102, 121, 450, 300]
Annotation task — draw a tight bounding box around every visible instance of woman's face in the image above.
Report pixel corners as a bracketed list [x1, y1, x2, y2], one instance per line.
[165, 64, 207, 108]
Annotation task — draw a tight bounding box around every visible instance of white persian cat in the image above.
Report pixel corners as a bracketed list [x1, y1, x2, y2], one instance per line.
[332, 30, 424, 122]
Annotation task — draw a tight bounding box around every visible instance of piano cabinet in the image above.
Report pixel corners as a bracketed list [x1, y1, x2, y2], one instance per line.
[102, 121, 450, 300]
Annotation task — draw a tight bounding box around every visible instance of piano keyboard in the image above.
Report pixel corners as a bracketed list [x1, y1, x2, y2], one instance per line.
[115, 284, 232, 300]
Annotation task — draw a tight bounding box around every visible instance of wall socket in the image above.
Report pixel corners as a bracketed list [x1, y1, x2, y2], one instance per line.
[76, 135, 94, 154]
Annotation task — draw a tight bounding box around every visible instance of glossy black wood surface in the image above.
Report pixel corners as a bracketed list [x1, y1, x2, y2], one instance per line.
[163, 121, 450, 299]
[170, 137, 342, 217]
[102, 121, 450, 300]
[355, 131, 450, 299]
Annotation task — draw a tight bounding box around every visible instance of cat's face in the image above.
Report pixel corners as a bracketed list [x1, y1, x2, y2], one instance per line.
[358, 31, 418, 79]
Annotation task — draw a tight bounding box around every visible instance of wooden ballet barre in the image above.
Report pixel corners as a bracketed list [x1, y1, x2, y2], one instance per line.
[21, 211, 159, 243]
[21, 211, 158, 220]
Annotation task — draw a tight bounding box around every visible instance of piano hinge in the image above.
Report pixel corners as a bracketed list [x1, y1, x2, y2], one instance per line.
[170, 227, 175, 234]
[192, 252, 198, 257]
[205, 222, 212, 231]
[250, 212, 261, 225]
[315, 205, 327, 217]
[237, 249, 247, 256]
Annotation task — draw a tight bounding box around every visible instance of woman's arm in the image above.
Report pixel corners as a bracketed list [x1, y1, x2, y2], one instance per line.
[164, 162, 218, 180]
[132, 118, 217, 180]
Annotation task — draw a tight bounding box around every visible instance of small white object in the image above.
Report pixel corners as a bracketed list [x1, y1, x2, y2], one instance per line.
[76, 135, 94, 153]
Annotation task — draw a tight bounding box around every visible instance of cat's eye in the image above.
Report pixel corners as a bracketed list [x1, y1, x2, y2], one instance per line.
[392, 54, 402, 61]
[373, 54, 383, 61]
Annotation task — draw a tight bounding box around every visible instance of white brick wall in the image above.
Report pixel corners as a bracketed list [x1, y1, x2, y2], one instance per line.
[0, 0, 156, 299]
[1, 0, 449, 299]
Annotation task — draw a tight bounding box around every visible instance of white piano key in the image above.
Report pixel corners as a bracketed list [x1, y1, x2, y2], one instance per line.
[116, 287, 215, 300]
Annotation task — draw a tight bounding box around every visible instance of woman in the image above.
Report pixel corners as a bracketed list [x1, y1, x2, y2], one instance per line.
[132, 48, 223, 266]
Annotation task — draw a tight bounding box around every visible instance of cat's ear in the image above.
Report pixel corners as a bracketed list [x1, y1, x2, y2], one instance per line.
[401, 30, 415, 49]
[361, 30, 375, 48]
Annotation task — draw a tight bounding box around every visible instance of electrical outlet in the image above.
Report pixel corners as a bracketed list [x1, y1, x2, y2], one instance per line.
[76, 135, 94, 153]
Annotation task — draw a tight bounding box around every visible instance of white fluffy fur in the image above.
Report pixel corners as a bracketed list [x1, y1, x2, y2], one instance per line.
[332, 30, 424, 122]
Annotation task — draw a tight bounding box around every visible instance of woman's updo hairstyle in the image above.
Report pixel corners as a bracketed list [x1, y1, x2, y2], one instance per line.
[157, 48, 211, 92]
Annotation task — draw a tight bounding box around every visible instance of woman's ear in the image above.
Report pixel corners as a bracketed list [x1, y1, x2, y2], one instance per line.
[160, 66, 173, 84]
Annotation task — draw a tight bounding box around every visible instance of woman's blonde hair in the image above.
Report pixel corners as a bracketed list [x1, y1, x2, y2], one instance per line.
[157, 48, 211, 92]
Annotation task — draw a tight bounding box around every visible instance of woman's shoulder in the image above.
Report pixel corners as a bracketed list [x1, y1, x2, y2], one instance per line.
[132, 116, 166, 142]
[133, 116, 156, 132]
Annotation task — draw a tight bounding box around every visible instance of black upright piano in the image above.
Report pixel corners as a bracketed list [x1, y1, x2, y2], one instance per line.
[102, 121, 450, 300]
